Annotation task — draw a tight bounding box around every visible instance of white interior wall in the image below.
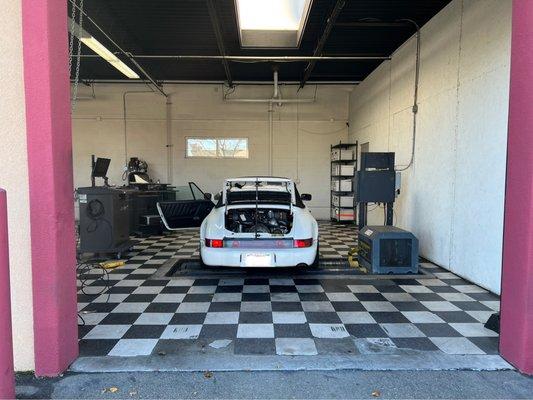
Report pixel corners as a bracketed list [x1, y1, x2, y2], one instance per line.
[72, 83, 350, 219]
[348, 0, 511, 294]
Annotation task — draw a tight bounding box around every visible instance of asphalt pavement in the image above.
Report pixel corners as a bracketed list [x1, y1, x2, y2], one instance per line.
[16, 369, 533, 399]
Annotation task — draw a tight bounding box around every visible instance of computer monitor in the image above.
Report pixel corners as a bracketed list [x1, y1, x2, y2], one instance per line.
[92, 157, 110, 178]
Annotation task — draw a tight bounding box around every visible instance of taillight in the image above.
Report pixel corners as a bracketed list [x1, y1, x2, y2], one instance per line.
[294, 238, 313, 248]
[205, 239, 224, 248]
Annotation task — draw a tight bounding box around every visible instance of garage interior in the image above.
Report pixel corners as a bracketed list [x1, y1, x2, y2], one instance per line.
[65, 0, 510, 370]
[67, 0, 509, 368]
[2, 0, 531, 386]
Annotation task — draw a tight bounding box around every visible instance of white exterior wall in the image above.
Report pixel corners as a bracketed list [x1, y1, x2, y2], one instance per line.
[0, 0, 35, 370]
[72, 84, 350, 219]
[348, 0, 511, 294]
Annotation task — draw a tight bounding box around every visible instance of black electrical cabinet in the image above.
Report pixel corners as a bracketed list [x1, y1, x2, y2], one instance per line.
[77, 186, 134, 257]
[356, 152, 396, 229]
[355, 171, 396, 203]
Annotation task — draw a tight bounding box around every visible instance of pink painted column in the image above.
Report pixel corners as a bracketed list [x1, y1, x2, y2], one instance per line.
[499, 0, 533, 376]
[0, 190, 15, 399]
[21, 1, 79, 376]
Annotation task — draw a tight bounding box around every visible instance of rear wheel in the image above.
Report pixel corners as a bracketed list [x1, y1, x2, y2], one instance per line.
[310, 241, 320, 268]
[199, 251, 207, 268]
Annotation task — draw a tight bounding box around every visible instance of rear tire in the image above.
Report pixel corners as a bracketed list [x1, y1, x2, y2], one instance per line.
[310, 241, 320, 268]
[199, 253, 207, 268]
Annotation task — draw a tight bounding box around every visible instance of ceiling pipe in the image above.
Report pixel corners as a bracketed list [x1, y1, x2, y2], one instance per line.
[224, 98, 315, 104]
[73, 54, 390, 61]
[273, 69, 279, 99]
[335, 21, 413, 28]
[300, 0, 346, 88]
[272, 68, 284, 107]
[74, 79, 361, 85]
[223, 70, 316, 104]
[268, 101, 273, 175]
[206, 0, 233, 87]
[68, 0, 167, 97]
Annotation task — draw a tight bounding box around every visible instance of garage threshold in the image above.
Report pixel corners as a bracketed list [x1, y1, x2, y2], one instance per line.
[70, 353, 512, 373]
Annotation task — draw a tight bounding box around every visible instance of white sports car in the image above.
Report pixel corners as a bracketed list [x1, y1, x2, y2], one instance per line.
[200, 177, 319, 268]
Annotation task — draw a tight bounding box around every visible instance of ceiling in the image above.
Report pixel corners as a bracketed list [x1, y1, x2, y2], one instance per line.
[70, 0, 451, 85]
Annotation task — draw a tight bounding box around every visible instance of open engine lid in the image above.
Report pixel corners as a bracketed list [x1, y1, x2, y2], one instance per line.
[223, 177, 295, 206]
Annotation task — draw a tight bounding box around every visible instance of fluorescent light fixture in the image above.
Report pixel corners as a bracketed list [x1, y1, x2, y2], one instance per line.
[68, 18, 139, 79]
[235, 0, 313, 48]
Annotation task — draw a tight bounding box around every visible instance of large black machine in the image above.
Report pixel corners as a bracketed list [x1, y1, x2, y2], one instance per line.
[356, 152, 419, 274]
[78, 156, 134, 257]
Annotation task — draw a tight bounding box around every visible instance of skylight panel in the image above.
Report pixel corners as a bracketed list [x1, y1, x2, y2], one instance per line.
[235, 0, 312, 48]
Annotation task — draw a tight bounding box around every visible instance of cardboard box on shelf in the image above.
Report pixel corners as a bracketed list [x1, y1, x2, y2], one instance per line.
[333, 195, 354, 208]
[332, 164, 355, 176]
[332, 207, 355, 221]
[331, 148, 354, 161]
[331, 179, 352, 192]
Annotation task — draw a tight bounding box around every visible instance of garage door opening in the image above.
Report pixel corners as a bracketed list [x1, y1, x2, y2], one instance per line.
[68, 0, 503, 372]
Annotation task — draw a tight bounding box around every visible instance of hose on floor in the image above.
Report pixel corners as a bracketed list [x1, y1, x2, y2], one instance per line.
[347, 246, 368, 274]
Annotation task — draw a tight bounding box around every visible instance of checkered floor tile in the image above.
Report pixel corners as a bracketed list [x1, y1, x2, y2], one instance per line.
[78, 221, 500, 358]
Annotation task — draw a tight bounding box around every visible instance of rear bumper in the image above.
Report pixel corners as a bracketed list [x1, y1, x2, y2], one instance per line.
[200, 243, 317, 267]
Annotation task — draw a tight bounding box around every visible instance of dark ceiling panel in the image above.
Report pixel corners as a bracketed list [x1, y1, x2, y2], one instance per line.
[70, 0, 452, 83]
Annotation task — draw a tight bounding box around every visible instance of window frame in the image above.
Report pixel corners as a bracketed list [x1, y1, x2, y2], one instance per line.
[185, 136, 250, 159]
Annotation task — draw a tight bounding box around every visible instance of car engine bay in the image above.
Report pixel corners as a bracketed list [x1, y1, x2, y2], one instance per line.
[225, 208, 293, 235]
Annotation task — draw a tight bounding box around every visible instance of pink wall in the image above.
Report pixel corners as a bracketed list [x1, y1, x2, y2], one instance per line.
[500, 0, 533, 375]
[0, 190, 15, 399]
[21, 0, 79, 376]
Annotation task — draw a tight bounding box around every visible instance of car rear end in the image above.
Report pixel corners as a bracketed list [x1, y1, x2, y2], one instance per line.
[200, 207, 318, 268]
[200, 177, 318, 267]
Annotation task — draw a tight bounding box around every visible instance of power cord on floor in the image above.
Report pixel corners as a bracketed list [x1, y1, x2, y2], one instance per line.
[76, 257, 112, 326]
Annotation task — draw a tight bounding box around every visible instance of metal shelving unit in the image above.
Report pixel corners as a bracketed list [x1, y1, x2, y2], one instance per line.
[330, 141, 358, 223]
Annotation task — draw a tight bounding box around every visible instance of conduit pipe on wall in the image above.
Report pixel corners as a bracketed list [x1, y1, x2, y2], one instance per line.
[273, 71, 279, 98]
[268, 102, 274, 175]
[395, 19, 421, 171]
[166, 95, 173, 184]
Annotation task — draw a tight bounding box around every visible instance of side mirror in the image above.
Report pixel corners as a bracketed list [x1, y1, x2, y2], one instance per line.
[204, 193, 212, 200]
[301, 193, 312, 201]
[214, 193, 221, 201]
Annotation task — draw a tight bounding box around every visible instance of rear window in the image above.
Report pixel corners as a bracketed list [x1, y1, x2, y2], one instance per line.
[215, 184, 305, 209]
